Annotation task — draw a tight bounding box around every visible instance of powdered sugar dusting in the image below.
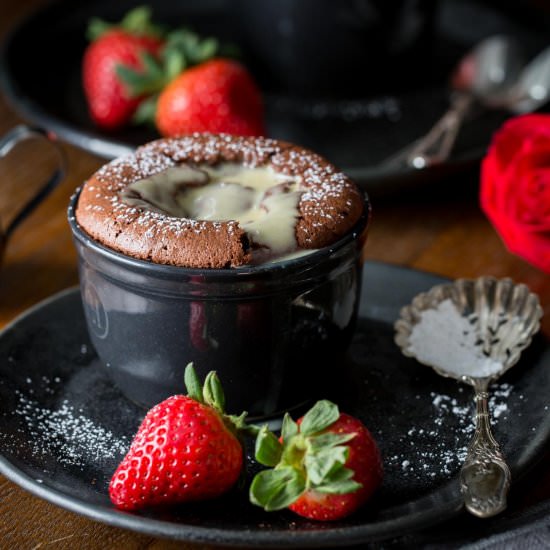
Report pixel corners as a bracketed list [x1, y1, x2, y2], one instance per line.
[80, 134, 359, 253]
[382, 383, 513, 479]
[408, 299, 504, 378]
[3, 387, 129, 469]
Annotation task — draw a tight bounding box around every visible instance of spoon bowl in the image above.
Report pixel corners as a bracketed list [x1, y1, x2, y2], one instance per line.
[452, 36, 524, 100]
[395, 277, 543, 517]
[395, 277, 542, 382]
[508, 45, 550, 113]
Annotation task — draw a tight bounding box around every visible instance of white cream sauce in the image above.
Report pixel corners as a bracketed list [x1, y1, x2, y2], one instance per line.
[120, 163, 309, 260]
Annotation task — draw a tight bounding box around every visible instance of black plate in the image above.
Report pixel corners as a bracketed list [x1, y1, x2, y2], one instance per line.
[0, 0, 548, 189]
[1, 261, 550, 547]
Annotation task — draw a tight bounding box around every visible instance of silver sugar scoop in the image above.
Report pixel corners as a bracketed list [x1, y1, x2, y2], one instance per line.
[395, 277, 543, 518]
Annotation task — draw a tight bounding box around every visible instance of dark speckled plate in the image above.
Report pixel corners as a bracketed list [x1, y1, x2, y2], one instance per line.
[0, 261, 549, 548]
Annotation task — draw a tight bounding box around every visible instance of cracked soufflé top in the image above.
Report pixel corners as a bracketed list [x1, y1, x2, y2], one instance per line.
[75, 133, 365, 268]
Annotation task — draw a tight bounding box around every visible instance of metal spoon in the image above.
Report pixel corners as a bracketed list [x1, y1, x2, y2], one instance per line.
[382, 36, 524, 170]
[394, 277, 542, 518]
[506, 45, 550, 114]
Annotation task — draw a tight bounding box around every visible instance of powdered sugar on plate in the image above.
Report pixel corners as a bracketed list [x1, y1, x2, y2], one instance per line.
[382, 383, 514, 479]
[1, 380, 129, 470]
[408, 299, 504, 378]
[0, 363, 517, 488]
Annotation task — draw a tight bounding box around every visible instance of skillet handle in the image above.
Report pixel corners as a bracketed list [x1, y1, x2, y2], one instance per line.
[0, 125, 65, 238]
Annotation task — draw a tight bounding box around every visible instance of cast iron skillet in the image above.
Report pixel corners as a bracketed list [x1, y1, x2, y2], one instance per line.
[0, 0, 548, 192]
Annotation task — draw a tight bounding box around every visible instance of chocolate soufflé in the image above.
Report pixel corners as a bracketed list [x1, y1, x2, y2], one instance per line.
[75, 133, 364, 267]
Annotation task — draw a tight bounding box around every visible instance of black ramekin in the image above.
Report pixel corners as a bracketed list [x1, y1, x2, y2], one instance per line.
[68, 189, 370, 417]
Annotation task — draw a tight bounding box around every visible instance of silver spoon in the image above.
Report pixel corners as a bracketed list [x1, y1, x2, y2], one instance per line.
[394, 277, 542, 518]
[382, 36, 524, 170]
[506, 45, 550, 114]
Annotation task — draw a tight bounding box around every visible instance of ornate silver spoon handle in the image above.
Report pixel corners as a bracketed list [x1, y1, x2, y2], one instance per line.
[381, 93, 474, 169]
[460, 378, 511, 518]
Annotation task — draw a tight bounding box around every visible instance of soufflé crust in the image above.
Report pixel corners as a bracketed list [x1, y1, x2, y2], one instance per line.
[75, 134, 364, 268]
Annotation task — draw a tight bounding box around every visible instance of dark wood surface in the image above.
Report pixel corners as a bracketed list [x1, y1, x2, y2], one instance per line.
[0, 1, 549, 548]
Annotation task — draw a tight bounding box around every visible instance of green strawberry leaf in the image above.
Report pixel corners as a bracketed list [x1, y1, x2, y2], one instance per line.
[191, 37, 219, 63]
[116, 51, 167, 97]
[255, 425, 283, 467]
[87, 6, 164, 42]
[132, 95, 158, 126]
[181, 30, 199, 51]
[299, 400, 340, 436]
[121, 6, 151, 32]
[120, 6, 164, 37]
[281, 413, 298, 442]
[162, 29, 221, 74]
[163, 48, 187, 81]
[203, 371, 226, 412]
[115, 65, 150, 97]
[307, 431, 356, 452]
[87, 18, 114, 42]
[304, 445, 349, 485]
[184, 363, 203, 403]
[314, 466, 362, 495]
[140, 51, 164, 79]
[249, 467, 306, 511]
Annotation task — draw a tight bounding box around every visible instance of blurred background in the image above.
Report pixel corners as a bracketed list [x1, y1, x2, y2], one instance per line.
[1, 0, 549, 194]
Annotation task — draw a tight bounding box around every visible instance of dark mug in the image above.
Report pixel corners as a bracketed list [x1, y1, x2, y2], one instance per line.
[0, 125, 64, 260]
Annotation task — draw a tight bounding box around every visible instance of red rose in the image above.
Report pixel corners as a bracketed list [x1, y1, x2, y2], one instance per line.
[480, 114, 550, 273]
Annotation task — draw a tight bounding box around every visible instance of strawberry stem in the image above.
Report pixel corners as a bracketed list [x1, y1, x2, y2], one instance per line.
[255, 425, 283, 467]
[183, 363, 259, 438]
[229, 413, 260, 437]
[87, 18, 113, 42]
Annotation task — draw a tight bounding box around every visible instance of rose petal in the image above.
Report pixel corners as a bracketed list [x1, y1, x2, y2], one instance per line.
[497, 223, 550, 272]
[480, 113, 550, 273]
[504, 144, 550, 230]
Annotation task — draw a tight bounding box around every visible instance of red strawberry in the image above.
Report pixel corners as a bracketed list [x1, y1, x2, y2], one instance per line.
[155, 59, 265, 137]
[109, 364, 248, 510]
[250, 400, 383, 521]
[82, 8, 163, 129]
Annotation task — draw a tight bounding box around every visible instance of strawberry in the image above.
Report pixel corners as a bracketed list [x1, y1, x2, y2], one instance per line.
[155, 59, 265, 137]
[83, 7, 164, 130]
[249, 400, 383, 521]
[109, 363, 249, 510]
[83, 31, 162, 129]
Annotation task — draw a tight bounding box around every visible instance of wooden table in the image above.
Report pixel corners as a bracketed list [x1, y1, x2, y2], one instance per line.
[1, 2, 549, 549]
